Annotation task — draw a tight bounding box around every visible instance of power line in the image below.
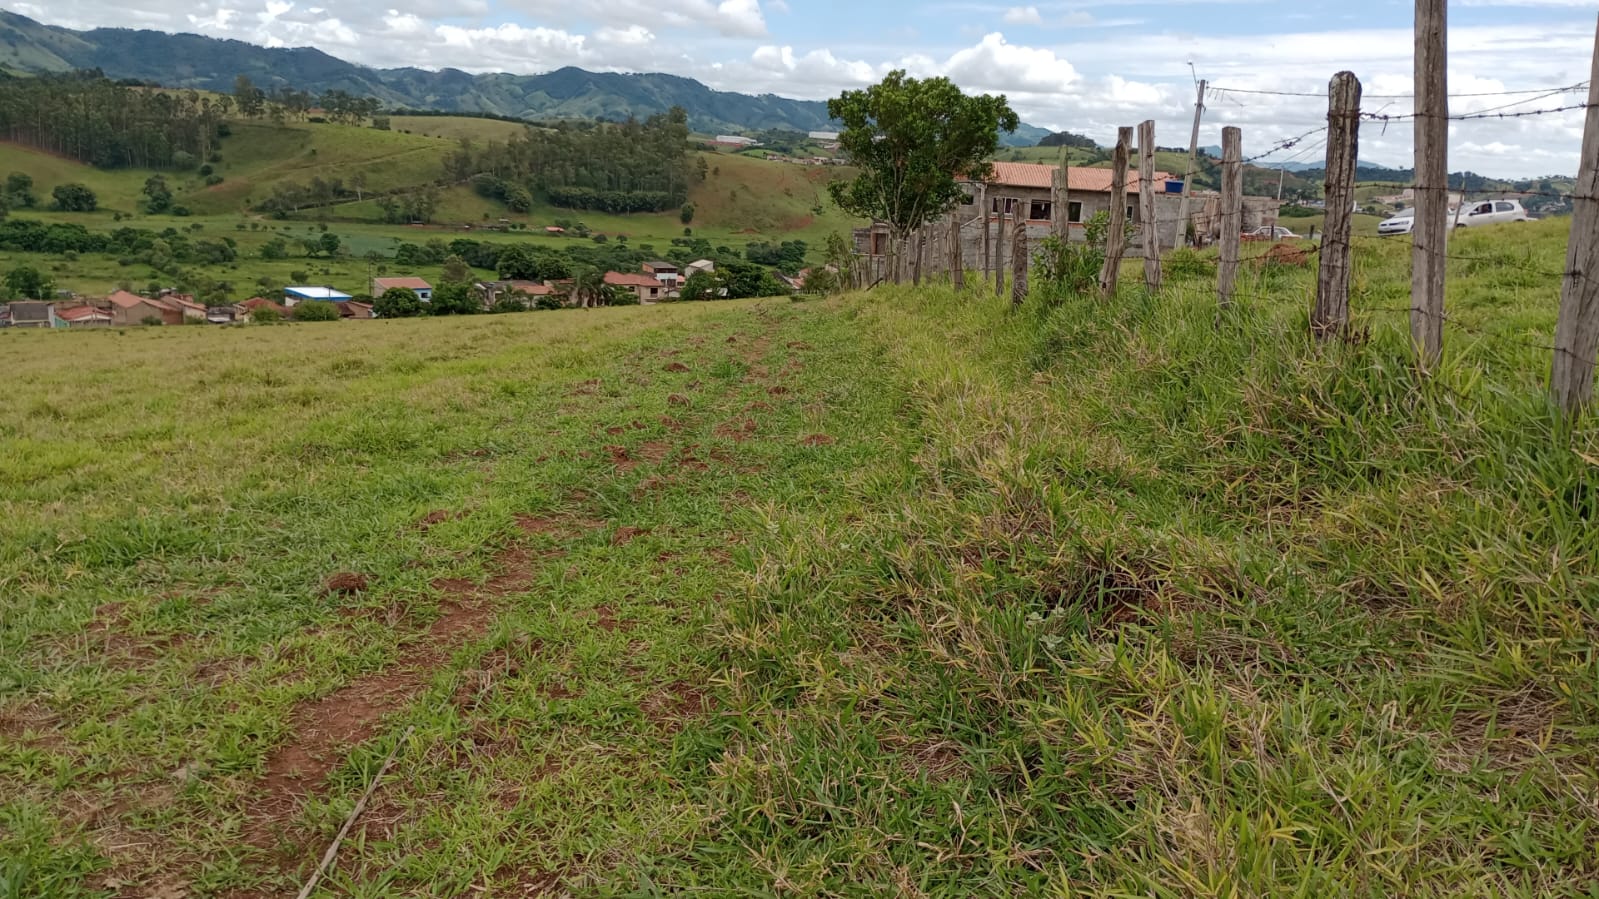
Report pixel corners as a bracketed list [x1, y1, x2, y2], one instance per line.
[1208, 81, 1588, 101]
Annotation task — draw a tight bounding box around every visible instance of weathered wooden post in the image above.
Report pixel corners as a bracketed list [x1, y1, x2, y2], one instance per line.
[995, 209, 1008, 298]
[912, 226, 925, 286]
[1313, 71, 1362, 339]
[951, 214, 965, 290]
[1217, 126, 1242, 310]
[978, 185, 991, 285]
[1412, 0, 1447, 365]
[1011, 217, 1028, 307]
[1051, 165, 1066, 242]
[1138, 119, 1162, 292]
[1552, 12, 1599, 413]
[1099, 127, 1132, 299]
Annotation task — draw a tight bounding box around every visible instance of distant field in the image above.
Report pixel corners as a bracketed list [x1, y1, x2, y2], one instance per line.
[389, 115, 531, 143]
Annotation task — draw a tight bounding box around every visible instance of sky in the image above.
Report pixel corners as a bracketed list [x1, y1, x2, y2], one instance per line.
[10, 0, 1596, 178]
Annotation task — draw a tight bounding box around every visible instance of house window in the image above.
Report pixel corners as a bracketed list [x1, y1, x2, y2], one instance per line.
[1068, 201, 1083, 223]
[960, 192, 975, 205]
[871, 232, 888, 255]
[991, 197, 1018, 214]
[1029, 200, 1052, 221]
[1128, 204, 1137, 221]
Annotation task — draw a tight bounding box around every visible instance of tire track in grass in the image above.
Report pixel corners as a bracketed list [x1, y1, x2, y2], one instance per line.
[310, 307, 803, 894]
[217, 308, 794, 894]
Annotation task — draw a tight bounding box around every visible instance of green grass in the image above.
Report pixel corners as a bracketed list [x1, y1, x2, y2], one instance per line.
[389, 116, 531, 143]
[3, 217, 1595, 896]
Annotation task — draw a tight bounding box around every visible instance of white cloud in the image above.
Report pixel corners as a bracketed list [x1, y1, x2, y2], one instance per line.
[944, 32, 1078, 92]
[1002, 6, 1042, 25]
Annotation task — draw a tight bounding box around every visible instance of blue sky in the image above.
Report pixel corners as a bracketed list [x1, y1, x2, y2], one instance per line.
[12, 0, 1596, 176]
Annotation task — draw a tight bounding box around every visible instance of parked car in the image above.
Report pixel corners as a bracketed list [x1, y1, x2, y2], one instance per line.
[1246, 225, 1302, 240]
[1455, 199, 1531, 228]
[1377, 208, 1415, 236]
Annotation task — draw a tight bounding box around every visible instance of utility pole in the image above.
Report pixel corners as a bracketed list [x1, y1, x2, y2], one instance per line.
[1177, 78, 1206, 248]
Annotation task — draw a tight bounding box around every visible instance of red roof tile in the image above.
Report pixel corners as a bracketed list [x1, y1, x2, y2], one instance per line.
[505, 280, 554, 295]
[57, 304, 111, 322]
[605, 272, 661, 288]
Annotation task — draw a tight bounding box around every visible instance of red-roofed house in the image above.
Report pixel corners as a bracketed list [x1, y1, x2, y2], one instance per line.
[371, 277, 433, 302]
[56, 304, 113, 327]
[240, 297, 290, 319]
[474, 280, 555, 309]
[605, 271, 666, 304]
[967, 162, 1174, 229]
[108, 290, 181, 326]
[163, 293, 206, 322]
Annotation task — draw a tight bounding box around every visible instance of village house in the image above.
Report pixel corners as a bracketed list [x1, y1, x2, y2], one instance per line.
[475, 280, 556, 309]
[57, 304, 113, 327]
[283, 286, 352, 307]
[371, 276, 433, 302]
[340, 301, 374, 320]
[685, 259, 716, 278]
[605, 271, 666, 304]
[240, 297, 290, 319]
[108, 290, 183, 326]
[162, 293, 207, 322]
[4, 301, 60, 328]
[641, 261, 680, 290]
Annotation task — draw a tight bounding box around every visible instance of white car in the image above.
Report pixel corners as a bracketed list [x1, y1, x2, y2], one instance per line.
[1378, 208, 1415, 236]
[1247, 225, 1301, 240]
[1455, 199, 1531, 228]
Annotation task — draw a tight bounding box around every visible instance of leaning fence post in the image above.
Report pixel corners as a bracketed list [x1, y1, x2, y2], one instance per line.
[1100, 126, 1132, 299]
[1217, 126, 1243, 310]
[1138, 119, 1162, 292]
[1552, 11, 1599, 413]
[1313, 71, 1362, 339]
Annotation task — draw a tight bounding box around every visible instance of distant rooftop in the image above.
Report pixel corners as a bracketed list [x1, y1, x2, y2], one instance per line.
[285, 286, 353, 301]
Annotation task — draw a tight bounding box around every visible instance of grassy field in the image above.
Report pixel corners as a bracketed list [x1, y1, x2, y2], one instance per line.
[3, 219, 1596, 897]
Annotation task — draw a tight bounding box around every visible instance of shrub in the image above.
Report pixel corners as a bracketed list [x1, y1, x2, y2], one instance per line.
[140, 314, 164, 326]
[293, 300, 340, 321]
[373, 287, 425, 318]
[249, 306, 282, 323]
[1164, 248, 1215, 279]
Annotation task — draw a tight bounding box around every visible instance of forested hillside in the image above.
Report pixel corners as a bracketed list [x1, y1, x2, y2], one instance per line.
[0, 72, 223, 169]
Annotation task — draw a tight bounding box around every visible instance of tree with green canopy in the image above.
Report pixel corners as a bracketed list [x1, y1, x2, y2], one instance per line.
[827, 71, 1017, 266]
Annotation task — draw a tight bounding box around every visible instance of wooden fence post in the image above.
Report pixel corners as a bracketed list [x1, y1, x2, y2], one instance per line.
[1217, 126, 1243, 310]
[1412, 0, 1447, 366]
[1051, 165, 1066, 241]
[1313, 71, 1362, 339]
[1012, 217, 1028, 306]
[1552, 12, 1599, 413]
[951, 213, 965, 290]
[995, 209, 1008, 297]
[979, 186, 992, 286]
[913, 226, 925, 286]
[1138, 119, 1162, 292]
[1100, 127, 1132, 299]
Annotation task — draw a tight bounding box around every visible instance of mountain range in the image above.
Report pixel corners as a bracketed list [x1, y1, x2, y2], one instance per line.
[0, 11, 1050, 146]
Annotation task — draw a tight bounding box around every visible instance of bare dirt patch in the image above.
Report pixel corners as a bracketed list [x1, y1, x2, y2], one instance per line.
[567, 378, 603, 396]
[641, 682, 708, 732]
[239, 541, 554, 865]
[612, 526, 650, 546]
[637, 441, 673, 464]
[786, 341, 813, 351]
[323, 572, 370, 596]
[767, 385, 790, 396]
[663, 361, 691, 373]
[660, 416, 684, 431]
[799, 434, 836, 447]
[715, 418, 758, 442]
[606, 445, 637, 472]
[745, 401, 774, 413]
[416, 510, 455, 530]
[667, 394, 691, 407]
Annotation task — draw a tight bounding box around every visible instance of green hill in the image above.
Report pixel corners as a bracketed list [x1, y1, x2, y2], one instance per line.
[0, 11, 1048, 145]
